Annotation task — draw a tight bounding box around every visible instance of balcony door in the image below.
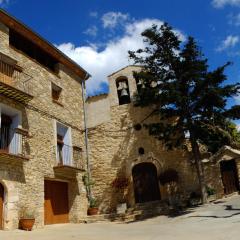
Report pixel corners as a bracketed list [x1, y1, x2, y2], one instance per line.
[56, 123, 72, 166]
[0, 114, 12, 153]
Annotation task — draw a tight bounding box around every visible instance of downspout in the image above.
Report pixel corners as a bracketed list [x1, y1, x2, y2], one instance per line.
[81, 74, 92, 200]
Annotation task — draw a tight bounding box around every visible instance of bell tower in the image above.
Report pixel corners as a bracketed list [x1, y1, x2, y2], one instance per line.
[108, 65, 141, 107]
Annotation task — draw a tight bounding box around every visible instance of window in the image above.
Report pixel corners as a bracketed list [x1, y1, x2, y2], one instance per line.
[51, 83, 62, 104]
[0, 114, 12, 152]
[116, 78, 131, 105]
[57, 134, 64, 165]
[56, 123, 72, 166]
[135, 75, 143, 93]
[0, 104, 22, 155]
[9, 29, 59, 73]
[138, 147, 145, 155]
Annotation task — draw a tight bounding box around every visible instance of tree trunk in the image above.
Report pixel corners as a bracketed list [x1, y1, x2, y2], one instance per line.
[189, 132, 208, 204]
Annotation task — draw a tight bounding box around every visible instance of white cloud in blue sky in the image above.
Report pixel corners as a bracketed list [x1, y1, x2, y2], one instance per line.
[57, 15, 185, 95]
[0, 0, 9, 5]
[212, 0, 240, 8]
[84, 25, 98, 37]
[101, 11, 130, 29]
[216, 35, 239, 52]
[57, 12, 186, 95]
[228, 13, 240, 26]
[89, 11, 98, 18]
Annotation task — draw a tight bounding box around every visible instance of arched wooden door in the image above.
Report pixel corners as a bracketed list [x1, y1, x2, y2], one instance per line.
[220, 160, 240, 195]
[132, 163, 161, 203]
[0, 184, 4, 230]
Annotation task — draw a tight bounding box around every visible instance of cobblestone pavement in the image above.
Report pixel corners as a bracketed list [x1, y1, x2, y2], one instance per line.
[1, 195, 240, 240]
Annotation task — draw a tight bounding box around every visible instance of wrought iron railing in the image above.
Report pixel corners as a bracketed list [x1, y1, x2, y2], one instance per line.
[55, 144, 84, 170]
[0, 60, 33, 96]
[0, 127, 29, 157]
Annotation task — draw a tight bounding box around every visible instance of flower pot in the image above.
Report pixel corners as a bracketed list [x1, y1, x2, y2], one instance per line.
[19, 218, 35, 231]
[87, 207, 98, 215]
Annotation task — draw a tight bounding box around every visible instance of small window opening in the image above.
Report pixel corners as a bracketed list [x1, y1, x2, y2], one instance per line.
[138, 147, 145, 155]
[52, 83, 62, 103]
[135, 76, 143, 93]
[134, 124, 142, 131]
[116, 78, 131, 105]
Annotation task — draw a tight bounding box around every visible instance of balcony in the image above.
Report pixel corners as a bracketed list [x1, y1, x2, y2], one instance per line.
[0, 127, 30, 163]
[0, 52, 33, 104]
[53, 144, 85, 178]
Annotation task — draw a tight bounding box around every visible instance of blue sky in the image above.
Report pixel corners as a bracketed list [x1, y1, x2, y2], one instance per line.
[1, 0, 240, 104]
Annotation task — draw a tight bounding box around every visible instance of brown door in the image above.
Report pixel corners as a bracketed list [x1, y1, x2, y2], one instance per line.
[0, 184, 4, 230]
[220, 160, 239, 195]
[132, 163, 161, 203]
[44, 180, 69, 225]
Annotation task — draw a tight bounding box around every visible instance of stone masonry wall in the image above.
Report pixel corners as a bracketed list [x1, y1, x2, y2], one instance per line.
[0, 22, 88, 229]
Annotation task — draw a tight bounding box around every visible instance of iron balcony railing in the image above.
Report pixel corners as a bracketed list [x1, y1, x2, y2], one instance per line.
[0, 127, 29, 158]
[0, 59, 33, 96]
[55, 144, 84, 170]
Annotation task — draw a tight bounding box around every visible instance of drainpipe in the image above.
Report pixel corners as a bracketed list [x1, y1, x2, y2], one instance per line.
[81, 74, 92, 200]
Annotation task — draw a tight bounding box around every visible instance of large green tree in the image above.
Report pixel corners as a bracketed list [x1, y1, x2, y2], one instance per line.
[129, 23, 240, 203]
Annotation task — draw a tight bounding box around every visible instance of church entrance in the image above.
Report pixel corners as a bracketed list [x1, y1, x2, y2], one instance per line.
[132, 163, 161, 203]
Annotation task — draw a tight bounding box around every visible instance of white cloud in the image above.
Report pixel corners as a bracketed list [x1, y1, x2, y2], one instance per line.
[89, 11, 98, 18]
[101, 11, 129, 29]
[228, 13, 240, 26]
[0, 0, 9, 5]
[57, 19, 184, 95]
[216, 35, 239, 51]
[212, 0, 240, 8]
[84, 26, 98, 37]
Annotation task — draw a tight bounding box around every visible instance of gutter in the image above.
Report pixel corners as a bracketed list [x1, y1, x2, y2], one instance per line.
[81, 73, 92, 200]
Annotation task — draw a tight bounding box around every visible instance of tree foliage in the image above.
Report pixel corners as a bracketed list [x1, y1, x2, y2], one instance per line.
[129, 23, 240, 202]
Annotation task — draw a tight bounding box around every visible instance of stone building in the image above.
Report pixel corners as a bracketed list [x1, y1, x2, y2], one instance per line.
[0, 9, 89, 229]
[86, 66, 202, 213]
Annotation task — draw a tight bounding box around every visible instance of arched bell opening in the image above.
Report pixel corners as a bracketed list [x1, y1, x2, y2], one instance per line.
[116, 77, 131, 105]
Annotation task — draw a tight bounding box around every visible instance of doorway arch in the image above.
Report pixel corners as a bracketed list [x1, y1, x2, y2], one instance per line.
[0, 183, 4, 230]
[132, 162, 161, 203]
[220, 159, 240, 195]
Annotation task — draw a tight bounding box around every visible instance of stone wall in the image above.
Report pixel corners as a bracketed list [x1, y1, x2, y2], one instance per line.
[86, 94, 110, 128]
[0, 22, 88, 229]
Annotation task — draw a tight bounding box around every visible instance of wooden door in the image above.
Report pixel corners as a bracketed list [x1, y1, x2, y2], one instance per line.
[132, 163, 161, 203]
[220, 160, 239, 195]
[44, 180, 69, 225]
[0, 184, 4, 230]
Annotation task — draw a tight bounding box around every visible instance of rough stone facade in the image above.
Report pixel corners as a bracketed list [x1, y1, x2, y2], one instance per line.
[0, 20, 88, 229]
[86, 66, 206, 214]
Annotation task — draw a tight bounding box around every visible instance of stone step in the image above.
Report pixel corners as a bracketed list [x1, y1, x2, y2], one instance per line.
[81, 201, 169, 223]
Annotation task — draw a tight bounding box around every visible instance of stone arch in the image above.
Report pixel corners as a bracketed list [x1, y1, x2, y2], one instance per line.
[116, 76, 131, 105]
[130, 152, 163, 176]
[0, 180, 19, 230]
[132, 162, 161, 203]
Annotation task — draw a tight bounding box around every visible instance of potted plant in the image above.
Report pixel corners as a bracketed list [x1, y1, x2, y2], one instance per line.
[111, 177, 129, 214]
[206, 186, 216, 202]
[19, 206, 35, 231]
[87, 197, 99, 215]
